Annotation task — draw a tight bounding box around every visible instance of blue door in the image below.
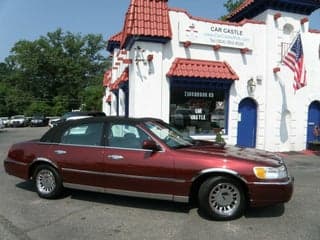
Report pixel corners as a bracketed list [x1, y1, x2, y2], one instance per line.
[237, 98, 257, 148]
[307, 101, 320, 146]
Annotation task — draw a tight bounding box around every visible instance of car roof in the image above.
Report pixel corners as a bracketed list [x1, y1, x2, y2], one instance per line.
[62, 116, 162, 125]
[40, 116, 163, 142]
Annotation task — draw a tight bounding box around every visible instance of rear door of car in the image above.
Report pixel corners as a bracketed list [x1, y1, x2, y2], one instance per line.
[49, 120, 106, 187]
[103, 121, 177, 196]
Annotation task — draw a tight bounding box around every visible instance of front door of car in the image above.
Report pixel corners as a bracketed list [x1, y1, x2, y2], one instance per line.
[49, 121, 106, 187]
[103, 122, 176, 195]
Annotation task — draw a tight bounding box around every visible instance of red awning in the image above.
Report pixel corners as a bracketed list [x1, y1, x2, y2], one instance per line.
[103, 69, 112, 87]
[167, 58, 239, 80]
[106, 94, 112, 103]
[110, 67, 129, 91]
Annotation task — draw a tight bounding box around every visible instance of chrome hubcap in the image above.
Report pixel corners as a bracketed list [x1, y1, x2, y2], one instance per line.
[36, 169, 56, 194]
[209, 183, 240, 216]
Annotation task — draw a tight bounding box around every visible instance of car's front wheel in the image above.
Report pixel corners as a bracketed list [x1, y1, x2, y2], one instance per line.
[33, 165, 63, 199]
[198, 176, 245, 220]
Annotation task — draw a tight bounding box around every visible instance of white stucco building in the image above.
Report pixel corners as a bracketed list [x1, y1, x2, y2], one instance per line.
[102, 0, 320, 152]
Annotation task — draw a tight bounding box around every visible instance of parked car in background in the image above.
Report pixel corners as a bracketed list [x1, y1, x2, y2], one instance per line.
[0, 118, 4, 129]
[30, 115, 49, 127]
[4, 117, 294, 220]
[9, 115, 27, 127]
[49, 111, 106, 128]
[1, 117, 10, 127]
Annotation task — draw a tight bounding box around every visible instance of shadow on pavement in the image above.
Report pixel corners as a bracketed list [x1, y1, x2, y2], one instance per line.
[197, 204, 285, 221]
[16, 181, 191, 214]
[68, 188, 192, 214]
[245, 204, 285, 218]
[16, 181, 34, 192]
[16, 180, 286, 220]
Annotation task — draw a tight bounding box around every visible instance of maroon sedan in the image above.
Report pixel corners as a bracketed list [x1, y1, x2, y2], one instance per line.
[4, 117, 293, 220]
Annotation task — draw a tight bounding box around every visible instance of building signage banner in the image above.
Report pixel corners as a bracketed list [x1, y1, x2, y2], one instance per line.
[179, 20, 253, 49]
[184, 91, 215, 98]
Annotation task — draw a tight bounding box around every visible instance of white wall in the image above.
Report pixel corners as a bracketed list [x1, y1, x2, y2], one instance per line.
[106, 8, 320, 152]
[128, 42, 169, 120]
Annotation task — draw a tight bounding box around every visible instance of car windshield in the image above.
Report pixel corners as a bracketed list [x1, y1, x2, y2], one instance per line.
[144, 121, 195, 149]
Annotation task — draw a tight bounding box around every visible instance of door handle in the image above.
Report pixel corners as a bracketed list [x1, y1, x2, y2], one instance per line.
[54, 150, 67, 155]
[107, 155, 124, 160]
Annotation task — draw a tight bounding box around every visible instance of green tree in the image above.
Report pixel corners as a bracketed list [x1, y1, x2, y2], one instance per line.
[51, 96, 68, 116]
[81, 85, 104, 111]
[25, 102, 51, 116]
[1, 28, 109, 116]
[224, 0, 244, 13]
[220, 0, 244, 20]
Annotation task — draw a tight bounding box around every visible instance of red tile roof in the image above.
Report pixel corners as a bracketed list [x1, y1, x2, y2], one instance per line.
[227, 0, 255, 20]
[309, 29, 320, 34]
[167, 58, 239, 80]
[110, 67, 129, 90]
[227, 0, 320, 21]
[170, 8, 265, 26]
[120, 0, 172, 47]
[103, 69, 112, 87]
[109, 32, 123, 42]
[107, 32, 123, 52]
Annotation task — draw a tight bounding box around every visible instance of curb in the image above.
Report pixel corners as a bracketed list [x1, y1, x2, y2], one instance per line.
[277, 150, 320, 157]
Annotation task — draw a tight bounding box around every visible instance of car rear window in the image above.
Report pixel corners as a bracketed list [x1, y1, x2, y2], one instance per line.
[61, 122, 104, 146]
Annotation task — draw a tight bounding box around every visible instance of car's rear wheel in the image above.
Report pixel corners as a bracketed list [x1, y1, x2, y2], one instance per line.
[34, 165, 63, 199]
[198, 176, 245, 220]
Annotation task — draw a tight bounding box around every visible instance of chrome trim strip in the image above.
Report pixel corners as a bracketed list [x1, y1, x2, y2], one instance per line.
[104, 146, 165, 153]
[173, 195, 189, 203]
[4, 158, 28, 166]
[38, 142, 55, 145]
[191, 168, 248, 183]
[31, 157, 58, 169]
[62, 168, 186, 183]
[251, 177, 294, 186]
[63, 183, 189, 203]
[42, 143, 164, 153]
[58, 143, 105, 149]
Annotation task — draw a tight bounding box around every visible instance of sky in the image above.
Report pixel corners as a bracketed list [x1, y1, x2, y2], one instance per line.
[1, 0, 320, 62]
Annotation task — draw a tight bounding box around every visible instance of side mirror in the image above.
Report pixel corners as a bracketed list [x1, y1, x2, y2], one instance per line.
[142, 140, 160, 152]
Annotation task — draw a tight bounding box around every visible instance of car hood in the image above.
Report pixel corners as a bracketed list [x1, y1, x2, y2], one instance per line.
[176, 144, 283, 166]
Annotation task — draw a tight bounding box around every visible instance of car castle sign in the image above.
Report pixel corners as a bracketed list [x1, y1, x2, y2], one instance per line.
[179, 20, 253, 49]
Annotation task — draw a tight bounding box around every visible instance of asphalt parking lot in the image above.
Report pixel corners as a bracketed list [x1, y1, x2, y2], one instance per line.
[0, 127, 320, 240]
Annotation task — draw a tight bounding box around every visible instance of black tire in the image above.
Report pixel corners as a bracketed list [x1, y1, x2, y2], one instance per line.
[33, 164, 63, 199]
[198, 176, 245, 220]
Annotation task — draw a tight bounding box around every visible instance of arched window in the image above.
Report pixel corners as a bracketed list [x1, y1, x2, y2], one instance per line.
[283, 23, 294, 36]
[281, 24, 295, 62]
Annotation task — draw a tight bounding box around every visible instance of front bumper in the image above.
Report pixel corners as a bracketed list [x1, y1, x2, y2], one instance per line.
[11, 121, 25, 127]
[248, 176, 294, 207]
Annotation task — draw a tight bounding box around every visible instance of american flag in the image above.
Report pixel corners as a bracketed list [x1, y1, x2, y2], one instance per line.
[283, 34, 307, 90]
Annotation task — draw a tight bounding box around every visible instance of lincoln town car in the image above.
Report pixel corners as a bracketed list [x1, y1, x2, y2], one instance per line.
[4, 117, 293, 220]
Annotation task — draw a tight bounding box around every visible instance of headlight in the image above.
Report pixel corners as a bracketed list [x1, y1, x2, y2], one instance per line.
[253, 166, 288, 180]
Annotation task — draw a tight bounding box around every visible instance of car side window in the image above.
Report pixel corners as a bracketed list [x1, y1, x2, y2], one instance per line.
[107, 123, 151, 149]
[60, 122, 104, 146]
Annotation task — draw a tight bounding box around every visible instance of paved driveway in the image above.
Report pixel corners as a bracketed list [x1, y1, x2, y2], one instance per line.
[0, 127, 319, 240]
